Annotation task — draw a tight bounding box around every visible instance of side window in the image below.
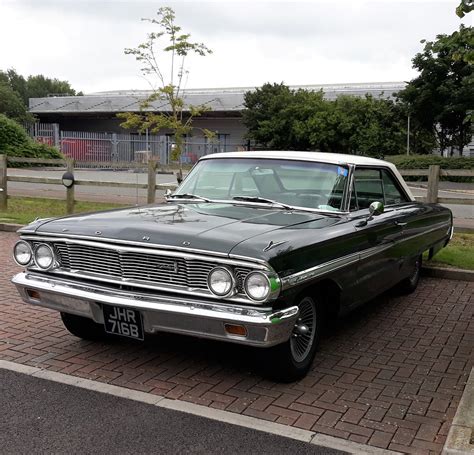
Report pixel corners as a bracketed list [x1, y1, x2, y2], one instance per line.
[381, 169, 408, 205]
[353, 169, 384, 209]
[352, 167, 409, 210]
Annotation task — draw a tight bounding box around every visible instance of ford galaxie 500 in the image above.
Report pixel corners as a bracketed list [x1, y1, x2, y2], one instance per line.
[12, 152, 453, 380]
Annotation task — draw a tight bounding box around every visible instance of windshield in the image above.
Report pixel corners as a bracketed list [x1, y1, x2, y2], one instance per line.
[173, 158, 349, 212]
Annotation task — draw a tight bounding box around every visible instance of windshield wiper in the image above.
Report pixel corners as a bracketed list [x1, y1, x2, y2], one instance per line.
[232, 196, 294, 210]
[167, 193, 211, 202]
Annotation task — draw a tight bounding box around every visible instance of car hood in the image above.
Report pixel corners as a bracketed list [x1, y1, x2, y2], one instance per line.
[24, 202, 341, 257]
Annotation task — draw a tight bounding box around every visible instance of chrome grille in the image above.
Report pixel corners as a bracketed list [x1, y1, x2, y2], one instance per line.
[53, 242, 252, 292]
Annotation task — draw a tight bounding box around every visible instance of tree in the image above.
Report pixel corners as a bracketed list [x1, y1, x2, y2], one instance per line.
[118, 7, 213, 168]
[397, 25, 474, 155]
[456, 0, 473, 18]
[243, 83, 407, 157]
[26, 74, 82, 101]
[0, 68, 82, 105]
[0, 83, 34, 123]
[243, 83, 319, 150]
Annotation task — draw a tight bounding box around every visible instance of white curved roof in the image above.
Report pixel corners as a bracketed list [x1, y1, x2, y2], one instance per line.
[29, 82, 405, 114]
[200, 151, 415, 201]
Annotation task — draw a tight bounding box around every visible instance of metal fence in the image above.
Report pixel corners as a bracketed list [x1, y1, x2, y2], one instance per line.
[25, 123, 247, 168]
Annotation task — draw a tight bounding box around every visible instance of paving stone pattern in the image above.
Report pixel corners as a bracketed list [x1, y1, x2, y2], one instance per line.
[1, 231, 473, 454]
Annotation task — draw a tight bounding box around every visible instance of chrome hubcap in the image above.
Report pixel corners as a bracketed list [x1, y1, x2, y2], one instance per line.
[290, 297, 316, 363]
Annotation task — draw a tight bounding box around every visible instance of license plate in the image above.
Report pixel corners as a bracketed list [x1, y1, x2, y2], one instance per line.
[103, 304, 144, 341]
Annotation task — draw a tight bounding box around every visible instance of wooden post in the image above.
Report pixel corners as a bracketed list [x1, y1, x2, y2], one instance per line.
[0, 154, 7, 211]
[426, 165, 440, 203]
[66, 158, 75, 214]
[147, 158, 157, 204]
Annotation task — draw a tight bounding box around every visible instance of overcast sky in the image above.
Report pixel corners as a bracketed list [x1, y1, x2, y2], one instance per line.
[0, 0, 468, 94]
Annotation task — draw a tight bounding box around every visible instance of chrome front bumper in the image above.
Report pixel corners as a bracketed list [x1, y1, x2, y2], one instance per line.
[12, 272, 299, 348]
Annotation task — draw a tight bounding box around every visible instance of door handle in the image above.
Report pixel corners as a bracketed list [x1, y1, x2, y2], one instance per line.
[395, 221, 408, 227]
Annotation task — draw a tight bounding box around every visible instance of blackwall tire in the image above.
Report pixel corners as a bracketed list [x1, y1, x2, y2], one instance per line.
[264, 296, 322, 382]
[60, 312, 108, 341]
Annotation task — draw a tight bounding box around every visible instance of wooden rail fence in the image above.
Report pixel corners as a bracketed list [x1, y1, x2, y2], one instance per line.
[0, 156, 472, 214]
[0, 156, 177, 213]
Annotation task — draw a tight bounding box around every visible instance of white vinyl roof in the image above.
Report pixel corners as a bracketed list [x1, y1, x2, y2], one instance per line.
[200, 151, 415, 201]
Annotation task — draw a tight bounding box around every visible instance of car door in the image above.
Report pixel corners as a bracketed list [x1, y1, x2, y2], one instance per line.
[379, 168, 452, 274]
[348, 167, 406, 305]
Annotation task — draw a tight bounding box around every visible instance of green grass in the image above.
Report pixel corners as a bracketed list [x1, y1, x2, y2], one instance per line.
[427, 233, 474, 270]
[0, 197, 127, 225]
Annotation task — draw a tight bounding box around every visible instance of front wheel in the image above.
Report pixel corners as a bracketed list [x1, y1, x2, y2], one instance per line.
[263, 296, 322, 382]
[61, 312, 108, 341]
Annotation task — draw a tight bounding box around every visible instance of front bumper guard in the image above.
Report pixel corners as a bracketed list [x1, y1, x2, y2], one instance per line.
[12, 272, 299, 348]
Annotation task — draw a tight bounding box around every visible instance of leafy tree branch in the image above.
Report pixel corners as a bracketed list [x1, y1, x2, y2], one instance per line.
[118, 7, 214, 166]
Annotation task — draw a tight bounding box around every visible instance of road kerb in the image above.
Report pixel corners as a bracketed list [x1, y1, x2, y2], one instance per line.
[422, 266, 474, 282]
[0, 223, 23, 232]
[443, 367, 474, 455]
[0, 359, 402, 455]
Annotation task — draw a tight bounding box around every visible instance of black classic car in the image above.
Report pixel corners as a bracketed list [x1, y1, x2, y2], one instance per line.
[12, 152, 453, 380]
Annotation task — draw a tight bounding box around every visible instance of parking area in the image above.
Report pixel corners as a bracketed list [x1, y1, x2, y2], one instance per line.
[1, 230, 473, 454]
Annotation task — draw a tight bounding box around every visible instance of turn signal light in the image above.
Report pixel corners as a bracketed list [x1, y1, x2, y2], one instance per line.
[224, 324, 247, 337]
[27, 289, 41, 300]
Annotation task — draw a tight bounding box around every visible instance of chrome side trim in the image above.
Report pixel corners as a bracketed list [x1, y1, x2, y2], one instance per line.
[401, 222, 452, 242]
[281, 220, 451, 289]
[281, 251, 360, 290]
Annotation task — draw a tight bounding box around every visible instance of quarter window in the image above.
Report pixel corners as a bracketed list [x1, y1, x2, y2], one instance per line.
[381, 169, 406, 205]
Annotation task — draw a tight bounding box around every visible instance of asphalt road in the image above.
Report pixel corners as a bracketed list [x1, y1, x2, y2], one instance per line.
[0, 369, 345, 455]
[6, 168, 474, 218]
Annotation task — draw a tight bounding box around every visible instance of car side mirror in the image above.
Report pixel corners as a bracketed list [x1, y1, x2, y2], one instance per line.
[165, 189, 172, 199]
[369, 201, 384, 217]
[356, 201, 384, 227]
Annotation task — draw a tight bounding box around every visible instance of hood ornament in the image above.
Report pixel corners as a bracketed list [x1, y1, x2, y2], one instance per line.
[263, 240, 287, 252]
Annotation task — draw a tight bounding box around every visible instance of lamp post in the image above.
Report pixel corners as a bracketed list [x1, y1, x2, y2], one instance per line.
[406, 113, 411, 156]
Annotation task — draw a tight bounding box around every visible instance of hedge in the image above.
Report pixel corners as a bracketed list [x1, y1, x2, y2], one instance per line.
[0, 113, 63, 164]
[386, 155, 473, 182]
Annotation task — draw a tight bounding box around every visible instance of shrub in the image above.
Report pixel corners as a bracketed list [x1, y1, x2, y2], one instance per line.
[0, 113, 30, 150]
[0, 114, 63, 164]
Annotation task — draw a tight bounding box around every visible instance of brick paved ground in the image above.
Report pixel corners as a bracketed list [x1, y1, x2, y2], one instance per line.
[1, 231, 473, 454]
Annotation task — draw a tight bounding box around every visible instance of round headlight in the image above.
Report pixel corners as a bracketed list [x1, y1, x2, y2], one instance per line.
[208, 267, 234, 296]
[34, 243, 55, 270]
[13, 241, 32, 266]
[244, 272, 271, 301]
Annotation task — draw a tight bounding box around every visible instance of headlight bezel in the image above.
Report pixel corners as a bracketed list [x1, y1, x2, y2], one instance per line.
[207, 266, 236, 297]
[13, 240, 33, 266]
[33, 243, 56, 271]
